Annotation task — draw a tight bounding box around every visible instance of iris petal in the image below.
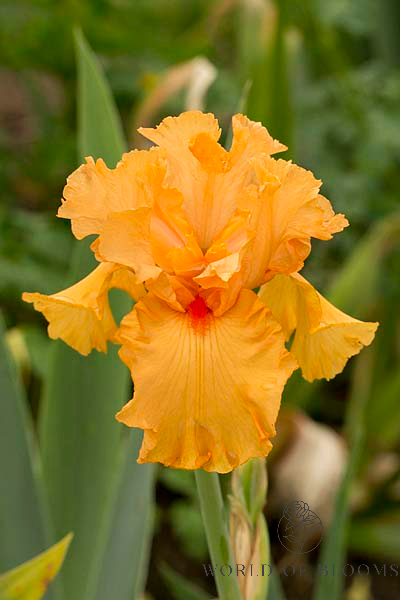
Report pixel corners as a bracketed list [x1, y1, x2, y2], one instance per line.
[116, 289, 296, 472]
[259, 273, 378, 381]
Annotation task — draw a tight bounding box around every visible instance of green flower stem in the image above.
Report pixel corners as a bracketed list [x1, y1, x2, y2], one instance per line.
[195, 470, 242, 600]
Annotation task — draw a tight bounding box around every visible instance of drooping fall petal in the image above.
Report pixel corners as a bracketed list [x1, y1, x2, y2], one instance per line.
[22, 263, 140, 355]
[259, 273, 378, 381]
[115, 289, 296, 472]
[109, 268, 146, 300]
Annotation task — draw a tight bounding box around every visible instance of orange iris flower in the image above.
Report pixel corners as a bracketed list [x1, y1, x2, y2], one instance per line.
[23, 112, 378, 473]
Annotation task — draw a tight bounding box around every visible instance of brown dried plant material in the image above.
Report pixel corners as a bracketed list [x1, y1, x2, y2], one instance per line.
[270, 410, 347, 524]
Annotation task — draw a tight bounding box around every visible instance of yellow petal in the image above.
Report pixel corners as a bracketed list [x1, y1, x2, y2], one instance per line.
[58, 148, 163, 239]
[204, 208, 254, 263]
[115, 289, 296, 473]
[259, 273, 378, 381]
[258, 272, 321, 340]
[139, 111, 221, 249]
[194, 209, 254, 299]
[238, 158, 348, 287]
[22, 263, 136, 355]
[94, 188, 204, 281]
[95, 208, 161, 282]
[200, 272, 244, 317]
[140, 112, 285, 250]
[229, 113, 286, 167]
[189, 131, 229, 174]
[150, 184, 204, 276]
[139, 110, 221, 151]
[189, 115, 286, 249]
[146, 272, 195, 312]
[194, 254, 242, 289]
[192, 114, 285, 248]
[110, 268, 146, 301]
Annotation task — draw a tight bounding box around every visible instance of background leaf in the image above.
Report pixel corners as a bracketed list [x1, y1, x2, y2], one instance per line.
[160, 563, 211, 600]
[327, 213, 400, 317]
[0, 311, 52, 587]
[88, 434, 156, 600]
[313, 349, 374, 600]
[349, 518, 400, 562]
[267, 566, 287, 600]
[38, 29, 148, 600]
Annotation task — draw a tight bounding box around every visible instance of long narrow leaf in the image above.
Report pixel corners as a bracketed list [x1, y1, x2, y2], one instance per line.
[313, 349, 374, 600]
[38, 29, 131, 600]
[239, 0, 293, 149]
[88, 434, 156, 600]
[0, 312, 51, 581]
[160, 562, 211, 600]
[74, 29, 125, 164]
[349, 518, 400, 562]
[74, 31, 157, 600]
[267, 567, 287, 600]
[327, 214, 400, 318]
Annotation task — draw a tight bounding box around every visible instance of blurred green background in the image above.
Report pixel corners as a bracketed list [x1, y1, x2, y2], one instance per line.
[1, 1, 400, 599]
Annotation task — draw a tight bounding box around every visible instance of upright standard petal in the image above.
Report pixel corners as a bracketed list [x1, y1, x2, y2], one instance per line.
[239, 158, 348, 288]
[139, 111, 221, 249]
[115, 289, 296, 473]
[58, 148, 163, 239]
[189, 115, 286, 248]
[93, 181, 204, 281]
[228, 114, 287, 176]
[259, 273, 378, 381]
[94, 208, 162, 282]
[140, 111, 284, 249]
[22, 263, 140, 355]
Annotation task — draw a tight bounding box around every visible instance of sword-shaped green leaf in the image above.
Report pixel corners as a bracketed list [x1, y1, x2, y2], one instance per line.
[313, 349, 374, 600]
[0, 312, 53, 594]
[87, 435, 156, 600]
[39, 28, 131, 600]
[39, 29, 156, 600]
